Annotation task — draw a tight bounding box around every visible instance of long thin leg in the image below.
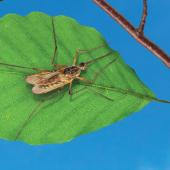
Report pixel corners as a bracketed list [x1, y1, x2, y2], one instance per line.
[0, 17, 58, 72]
[69, 81, 73, 95]
[73, 57, 117, 101]
[50, 17, 65, 70]
[15, 100, 44, 140]
[87, 87, 114, 101]
[51, 16, 58, 66]
[54, 64, 67, 70]
[72, 87, 87, 95]
[73, 53, 117, 100]
[76, 76, 93, 84]
[85, 51, 113, 66]
[73, 44, 106, 65]
[77, 57, 118, 84]
[0, 62, 42, 71]
[92, 57, 118, 82]
[15, 91, 61, 140]
[71, 85, 113, 101]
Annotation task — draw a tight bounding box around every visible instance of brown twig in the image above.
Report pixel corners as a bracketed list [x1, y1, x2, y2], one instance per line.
[137, 0, 147, 34]
[93, 0, 170, 68]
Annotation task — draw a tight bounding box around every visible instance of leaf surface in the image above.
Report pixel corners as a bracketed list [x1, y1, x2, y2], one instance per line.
[0, 12, 155, 145]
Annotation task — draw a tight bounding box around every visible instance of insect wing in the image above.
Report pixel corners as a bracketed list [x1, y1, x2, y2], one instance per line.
[32, 74, 70, 94]
[26, 71, 59, 85]
[32, 81, 67, 94]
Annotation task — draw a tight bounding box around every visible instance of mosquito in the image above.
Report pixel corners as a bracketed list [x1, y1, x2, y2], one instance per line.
[0, 17, 117, 97]
[0, 16, 117, 139]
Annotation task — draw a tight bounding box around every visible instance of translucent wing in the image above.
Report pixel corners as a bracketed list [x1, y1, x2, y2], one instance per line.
[32, 81, 68, 94]
[26, 70, 71, 94]
[26, 71, 60, 85]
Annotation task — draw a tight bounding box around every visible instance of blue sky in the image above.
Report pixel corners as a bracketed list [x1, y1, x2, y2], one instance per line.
[0, 0, 170, 170]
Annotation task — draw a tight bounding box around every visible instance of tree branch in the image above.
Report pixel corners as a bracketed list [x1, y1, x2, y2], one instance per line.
[137, 0, 147, 34]
[93, 0, 170, 68]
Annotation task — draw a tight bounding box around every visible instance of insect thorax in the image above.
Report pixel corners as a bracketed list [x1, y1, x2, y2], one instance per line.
[63, 66, 81, 76]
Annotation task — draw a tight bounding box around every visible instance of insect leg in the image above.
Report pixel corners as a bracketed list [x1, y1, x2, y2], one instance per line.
[50, 17, 66, 70]
[15, 91, 62, 140]
[76, 76, 93, 84]
[15, 100, 44, 140]
[76, 57, 117, 84]
[72, 87, 87, 95]
[84, 58, 118, 101]
[69, 81, 73, 95]
[71, 85, 113, 101]
[54, 64, 67, 70]
[50, 16, 60, 68]
[87, 87, 114, 101]
[85, 51, 114, 66]
[69, 86, 87, 101]
[92, 57, 118, 83]
[73, 44, 106, 65]
[0, 62, 43, 71]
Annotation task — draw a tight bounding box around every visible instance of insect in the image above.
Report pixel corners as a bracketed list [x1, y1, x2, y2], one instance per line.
[0, 17, 117, 97]
[0, 16, 118, 139]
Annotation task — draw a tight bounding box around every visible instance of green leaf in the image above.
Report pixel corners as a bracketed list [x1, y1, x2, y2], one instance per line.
[0, 12, 167, 145]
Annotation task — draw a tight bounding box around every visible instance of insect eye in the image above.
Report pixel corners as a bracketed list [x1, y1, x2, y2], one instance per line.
[79, 62, 85, 67]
